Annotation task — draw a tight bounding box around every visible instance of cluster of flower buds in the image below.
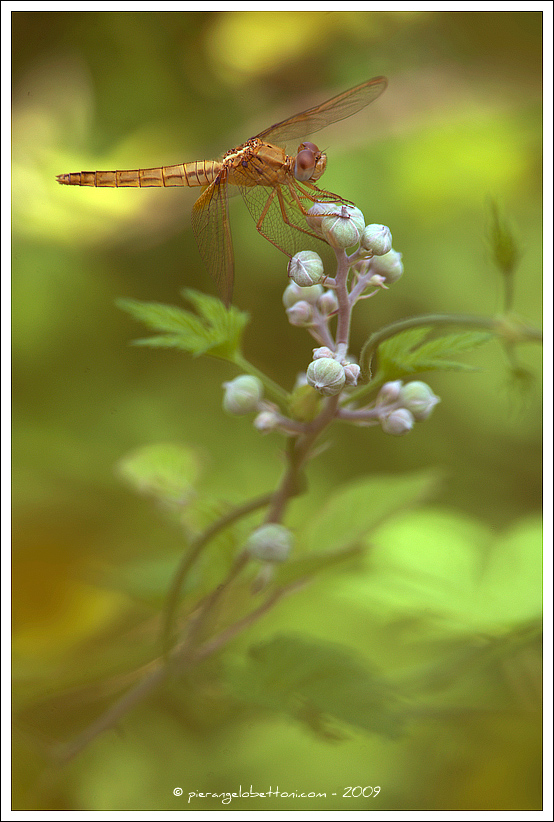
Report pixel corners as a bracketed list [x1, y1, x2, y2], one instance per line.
[293, 204, 402, 296]
[223, 201, 438, 443]
[223, 375, 308, 436]
[306, 346, 361, 396]
[375, 380, 440, 435]
[283, 277, 338, 327]
[305, 202, 396, 262]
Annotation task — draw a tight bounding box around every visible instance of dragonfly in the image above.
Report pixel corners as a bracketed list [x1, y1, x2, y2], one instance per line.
[57, 76, 387, 306]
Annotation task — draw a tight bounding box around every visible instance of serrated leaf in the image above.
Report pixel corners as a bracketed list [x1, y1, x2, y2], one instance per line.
[300, 470, 440, 555]
[117, 442, 200, 506]
[377, 327, 492, 380]
[117, 290, 249, 361]
[131, 335, 195, 348]
[228, 634, 403, 738]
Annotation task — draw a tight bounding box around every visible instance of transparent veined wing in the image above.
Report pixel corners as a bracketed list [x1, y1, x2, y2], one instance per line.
[255, 76, 387, 146]
[191, 175, 234, 306]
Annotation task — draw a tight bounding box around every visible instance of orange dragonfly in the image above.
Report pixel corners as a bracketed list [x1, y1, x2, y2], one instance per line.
[57, 76, 387, 305]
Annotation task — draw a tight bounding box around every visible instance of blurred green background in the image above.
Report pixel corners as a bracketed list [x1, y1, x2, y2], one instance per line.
[12, 10, 542, 811]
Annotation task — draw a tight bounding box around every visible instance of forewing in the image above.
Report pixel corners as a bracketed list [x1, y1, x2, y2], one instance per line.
[191, 177, 234, 306]
[255, 76, 387, 146]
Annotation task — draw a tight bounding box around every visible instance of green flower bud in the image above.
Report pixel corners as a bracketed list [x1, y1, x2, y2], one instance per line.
[282, 281, 324, 308]
[381, 408, 414, 436]
[370, 249, 404, 284]
[288, 251, 326, 287]
[222, 375, 263, 415]
[321, 205, 365, 249]
[286, 300, 314, 326]
[245, 523, 293, 563]
[361, 224, 393, 256]
[399, 381, 440, 420]
[317, 288, 339, 315]
[306, 202, 338, 235]
[306, 357, 346, 396]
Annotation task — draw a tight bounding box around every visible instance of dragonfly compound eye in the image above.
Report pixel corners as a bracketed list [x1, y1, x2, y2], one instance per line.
[299, 141, 319, 153]
[294, 148, 318, 181]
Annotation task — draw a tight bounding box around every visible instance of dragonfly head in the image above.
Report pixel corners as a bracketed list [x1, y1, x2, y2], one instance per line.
[294, 142, 327, 183]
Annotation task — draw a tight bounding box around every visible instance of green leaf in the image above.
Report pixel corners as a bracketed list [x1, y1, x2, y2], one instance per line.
[228, 634, 403, 739]
[335, 510, 542, 635]
[473, 515, 543, 628]
[376, 327, 492, 381]
[299, 469, 440, 555]
[272, 545, 364, 588]
[117, 442, 200, 507]
[117, 289, 249, 361]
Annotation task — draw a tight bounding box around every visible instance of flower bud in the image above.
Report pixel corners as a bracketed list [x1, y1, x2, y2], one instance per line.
[306, 357, 346, 396]
[245, 523, 293, 563]
[361, 224, 393, 256]
[313, 346, 335, 360]
[399, 381, 440, 421]
[222, 375, 263, 415]
[286, 300, 314, 326]
[343, 362, 361, 386]
[283, 281, 324, 308]
[253, 409, 281, 433]
[370, 249, 404, 284]
[288, 251, 325, 287]
[376, 380, 403, 405]
[282, 281, 304, 308]
[321, 205, 365, 249]
[317, 288, 339, 315]
[380, 408, 415, 436]
[305, 202, 337, 235]
[367, 274, 388, 289]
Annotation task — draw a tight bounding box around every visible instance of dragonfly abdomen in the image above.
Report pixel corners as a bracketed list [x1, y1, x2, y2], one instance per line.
[56, 161, 221, 188]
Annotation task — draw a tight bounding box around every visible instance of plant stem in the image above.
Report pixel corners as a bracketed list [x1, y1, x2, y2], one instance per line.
[334, 249, 352, 356]
[263, 247, 355, 525]
[54, 577, 303, 765]
[162, 491, 274, 653]
[264, 389, 340, 526]
[233, 353, 289, 405]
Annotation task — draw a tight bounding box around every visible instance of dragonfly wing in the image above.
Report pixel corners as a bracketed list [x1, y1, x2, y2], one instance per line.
[255, 76, 387, 146]
[239, 180, 341, 267]
[191, 176, 234, 306]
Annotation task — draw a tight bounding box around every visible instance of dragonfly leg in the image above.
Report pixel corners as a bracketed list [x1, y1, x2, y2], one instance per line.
[298, 180, 352, 209]
[274, 185, 321, 240]
[255, 185, 278, 228]
[253, 185, 319, 255]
